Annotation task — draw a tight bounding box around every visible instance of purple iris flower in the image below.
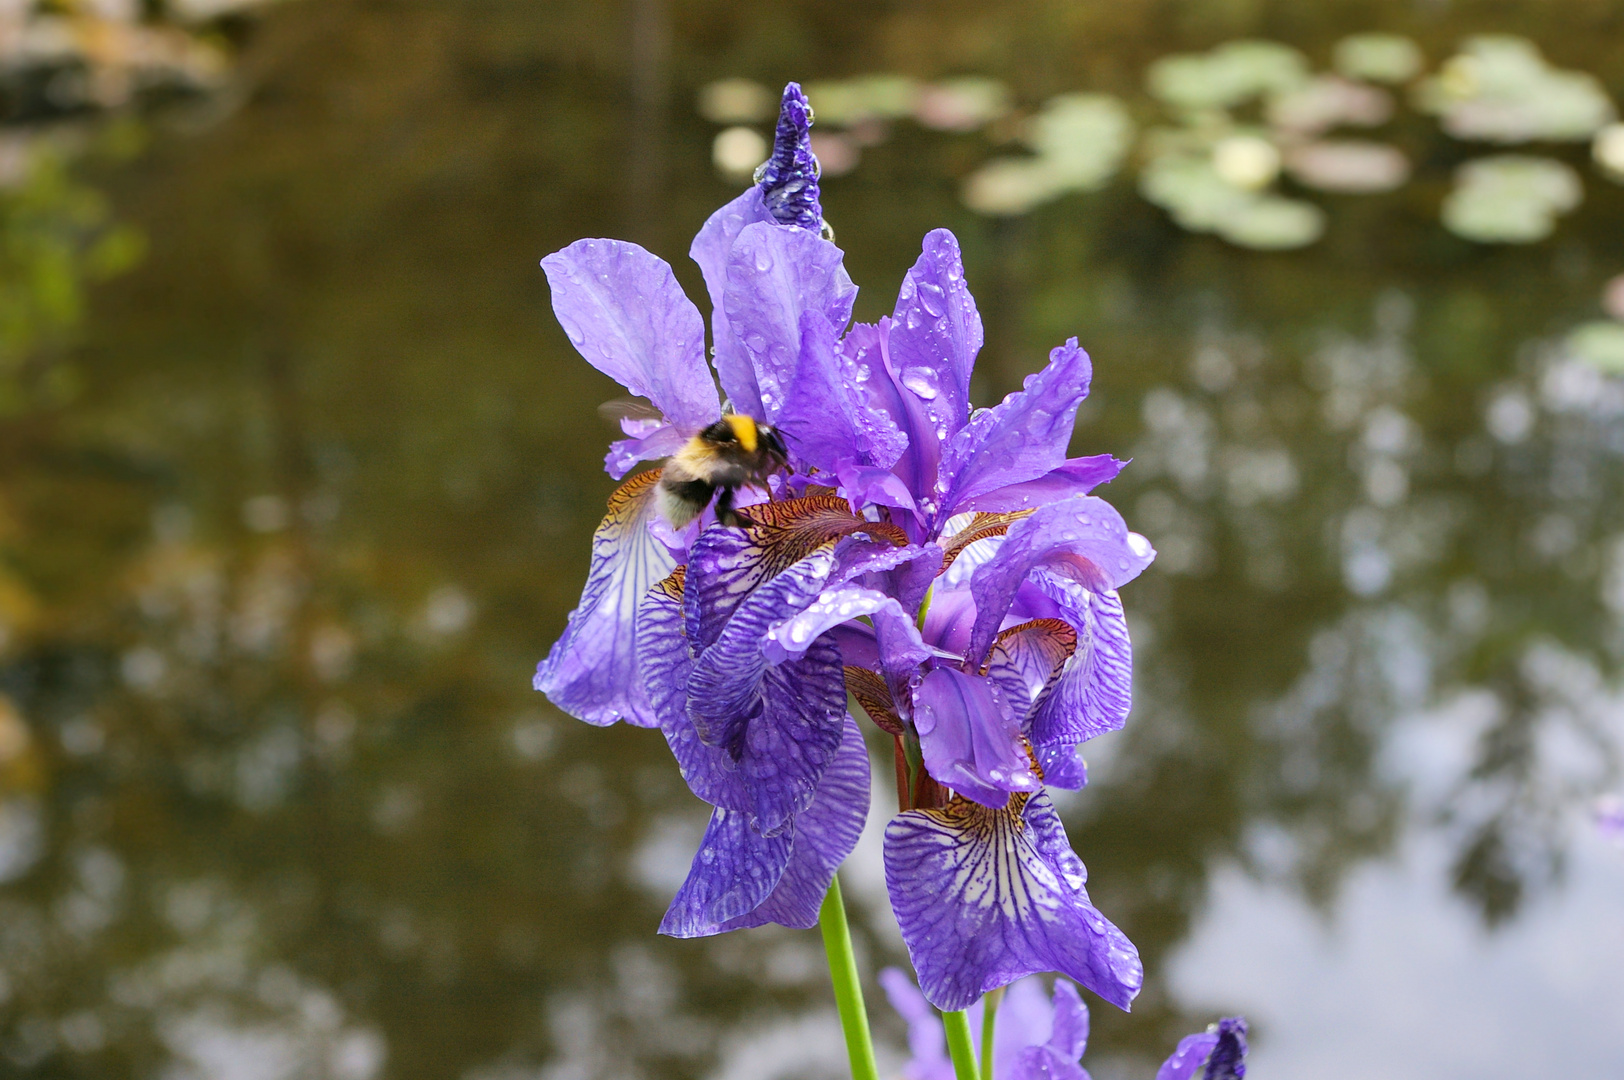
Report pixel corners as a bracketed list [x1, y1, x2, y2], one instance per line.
[534, 83, 1153, 1011]
[881, 968, 1248, 1080]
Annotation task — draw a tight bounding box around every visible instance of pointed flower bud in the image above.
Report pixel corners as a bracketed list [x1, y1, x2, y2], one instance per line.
[756, 82, 823, 233]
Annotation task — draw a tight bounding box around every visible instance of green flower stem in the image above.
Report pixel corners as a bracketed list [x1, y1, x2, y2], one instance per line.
[943, 1009, 981, 1080]
[818, 874, 879, 1080]
[980, 987, 1004, 1080]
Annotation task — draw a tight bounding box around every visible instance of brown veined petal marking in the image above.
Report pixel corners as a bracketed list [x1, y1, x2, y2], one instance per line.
[732, 495, 908, 579]
[844, 665, 905, 735]
[939, 510, 1035, 573]
[984, 618, 1077, 724]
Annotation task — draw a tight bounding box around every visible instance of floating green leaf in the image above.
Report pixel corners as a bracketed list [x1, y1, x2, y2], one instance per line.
[1441, 154, 1582, 243]
[1333, 33, 1425, 84]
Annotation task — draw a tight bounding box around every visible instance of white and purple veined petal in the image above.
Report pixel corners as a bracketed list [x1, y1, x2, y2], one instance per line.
[966, 497, 1155, 669]
[911, 667, 1039, 808]
[723, 220, 858, 421]
[883, 791, 1142, 1013]
[540, 239, 721, 437]
[1024, 578, 1133, 786]
[936, 338, 1094, 526]
[535, 471, 675, 728]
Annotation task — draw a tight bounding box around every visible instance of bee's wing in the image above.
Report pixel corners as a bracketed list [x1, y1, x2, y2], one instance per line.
[598, 398, 667, 428]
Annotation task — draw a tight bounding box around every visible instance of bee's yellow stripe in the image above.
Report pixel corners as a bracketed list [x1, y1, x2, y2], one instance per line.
[725, 414, 759, 453]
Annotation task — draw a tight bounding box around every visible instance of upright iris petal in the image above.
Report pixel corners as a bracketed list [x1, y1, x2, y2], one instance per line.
[757, 82, 823, 233]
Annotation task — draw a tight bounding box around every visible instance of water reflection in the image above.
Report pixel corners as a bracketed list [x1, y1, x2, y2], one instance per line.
[1, 1, 1623, 1077]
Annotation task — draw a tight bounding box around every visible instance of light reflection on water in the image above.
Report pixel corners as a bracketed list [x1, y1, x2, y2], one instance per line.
[1, 1, 1624, 1077]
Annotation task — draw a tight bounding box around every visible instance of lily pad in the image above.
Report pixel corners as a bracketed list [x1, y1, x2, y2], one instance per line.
[1415, 36, 1616, 143]
[1022, 93, 1134, 189]
[1147, 39, 1309, 112]
[1215, 195, 1326, 250]
[1441, 154, 1582, 243]
[961, 158, 1066, 216]
[697, 79, 775, 124]
[1567, 320, 1624, 374]
[804, 76, 919, 126]
[1333, 34, 1425, 84]
[1139, 154, 1255, 230]
[915, 77, 1012, 131]
[1285, 140, 1410, 193]
[1267, 75, 1393, 135]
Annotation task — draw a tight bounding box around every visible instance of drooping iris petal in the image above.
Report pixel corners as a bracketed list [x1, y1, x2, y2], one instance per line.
[535, 470, 673, 727]
[887, 229, 983, 489]
[687, 550, 845, 835]
[658, 805, 794, 937]
[690, 186, 775, 417]
[604, 424, 689, 481]
[966, 497, 1155, 668]
[777, 311, 905, 474]
[540, 239, 720, 434]
[723, 220, 858, 420]
[639, 570, 752, 812]
[957, 455, 1127, 515]
[1155, 1031, 1222, 1080]
[879, 968, 955, 1080]
[715, 716, 870, 930]
[1027, 579, 1133, 773]
[912, 668, 1039, 807]
[938, 339, 1093, 522]
[883, 792, 1142, 1012]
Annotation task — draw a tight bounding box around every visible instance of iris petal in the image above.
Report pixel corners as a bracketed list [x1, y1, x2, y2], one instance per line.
[912, 668, 1039, 807]
[687, 550, 846, 835]
[957, 455, 1127, 515]
[888, 229, 982, 462]
[1027, 580, 1133, 780]
[938, 339, 1093, 522]
[690, 186, 775, 417]
[966, 497, 1155, 668]
[1155, 1032, 1221, 1080]
[658, 806, 793, 937]
[883, 792, 1142, 1012]
[723, 221, 858, 421]
[540, 240, 720, 435]
[715, 716, 870, 931]
[535, 470, 674, 727]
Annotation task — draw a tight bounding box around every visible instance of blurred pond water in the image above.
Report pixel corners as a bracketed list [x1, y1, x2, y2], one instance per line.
[1, 1, 1623, 1078]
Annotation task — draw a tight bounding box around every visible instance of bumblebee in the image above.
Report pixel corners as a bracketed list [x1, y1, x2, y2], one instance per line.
[658, 414, 788, 528]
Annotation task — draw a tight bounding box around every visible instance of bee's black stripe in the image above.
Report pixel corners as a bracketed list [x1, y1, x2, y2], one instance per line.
[662, 477, 715, 506]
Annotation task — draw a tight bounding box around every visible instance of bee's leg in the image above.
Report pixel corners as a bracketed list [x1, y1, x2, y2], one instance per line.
[714, 485, 740, 527]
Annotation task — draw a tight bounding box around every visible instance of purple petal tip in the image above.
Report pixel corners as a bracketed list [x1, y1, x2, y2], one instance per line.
[757, 82, 823, 233]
